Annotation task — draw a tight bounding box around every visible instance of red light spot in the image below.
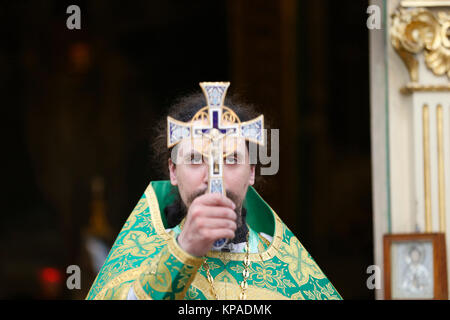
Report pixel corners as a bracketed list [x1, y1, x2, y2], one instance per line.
[40, 267, 62, 284]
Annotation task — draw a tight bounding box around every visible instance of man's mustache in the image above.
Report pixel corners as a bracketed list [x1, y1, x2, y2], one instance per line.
[187, 187, 242, 211]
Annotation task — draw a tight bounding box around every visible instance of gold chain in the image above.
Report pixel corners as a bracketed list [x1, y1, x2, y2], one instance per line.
[202, 231, 250, 300]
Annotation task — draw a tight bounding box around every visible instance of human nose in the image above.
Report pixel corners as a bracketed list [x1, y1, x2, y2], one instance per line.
[201, 162, 209, 185]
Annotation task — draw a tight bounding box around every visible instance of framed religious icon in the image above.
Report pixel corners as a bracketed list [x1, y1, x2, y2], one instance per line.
[384, 233, 448, 300]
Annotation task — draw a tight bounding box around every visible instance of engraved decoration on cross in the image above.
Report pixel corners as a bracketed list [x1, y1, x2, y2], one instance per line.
[167, 82, 264, 249]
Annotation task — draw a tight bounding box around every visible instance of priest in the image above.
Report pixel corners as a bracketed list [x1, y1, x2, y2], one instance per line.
[86, 82, 342, 300]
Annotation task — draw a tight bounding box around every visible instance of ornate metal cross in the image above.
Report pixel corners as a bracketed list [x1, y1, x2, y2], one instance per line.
[167, 82, 264, 196]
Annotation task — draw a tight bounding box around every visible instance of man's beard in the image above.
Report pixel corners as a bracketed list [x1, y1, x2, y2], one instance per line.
[164, 187, 248, 244]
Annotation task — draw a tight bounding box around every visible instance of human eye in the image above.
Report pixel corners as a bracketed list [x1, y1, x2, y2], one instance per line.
[188, 152, 203, 165]
[225, 152, 238, 164]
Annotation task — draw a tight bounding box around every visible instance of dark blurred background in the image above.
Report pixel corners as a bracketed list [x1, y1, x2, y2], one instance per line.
[1, 0, 372, 299]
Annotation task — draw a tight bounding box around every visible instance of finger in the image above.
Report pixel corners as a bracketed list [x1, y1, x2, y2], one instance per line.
[196, 217, 237, 231]
[195, 193, 236, 209]
[192, 205, 237, 221]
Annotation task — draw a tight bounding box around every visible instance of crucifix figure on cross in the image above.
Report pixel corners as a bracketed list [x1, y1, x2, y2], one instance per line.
[167, 82, 264, 249]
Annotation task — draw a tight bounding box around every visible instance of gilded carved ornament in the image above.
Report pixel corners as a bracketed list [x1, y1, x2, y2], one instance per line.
[390, 7, 450, 93]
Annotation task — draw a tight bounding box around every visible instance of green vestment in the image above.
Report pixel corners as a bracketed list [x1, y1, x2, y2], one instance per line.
[86, 181, 342, 300]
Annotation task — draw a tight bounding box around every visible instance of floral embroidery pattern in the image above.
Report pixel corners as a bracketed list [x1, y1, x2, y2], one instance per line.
[87, 182, 342, 300]
[277, 233, 325, 286]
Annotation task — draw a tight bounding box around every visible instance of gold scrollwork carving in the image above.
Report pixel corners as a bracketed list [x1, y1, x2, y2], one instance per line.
[391, 7, 450, 81]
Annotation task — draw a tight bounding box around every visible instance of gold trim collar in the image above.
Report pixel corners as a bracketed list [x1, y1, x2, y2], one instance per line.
[144, 183, 283, 262]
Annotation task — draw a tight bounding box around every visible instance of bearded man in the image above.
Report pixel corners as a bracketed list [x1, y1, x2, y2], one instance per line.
[86, 82, 341, 300]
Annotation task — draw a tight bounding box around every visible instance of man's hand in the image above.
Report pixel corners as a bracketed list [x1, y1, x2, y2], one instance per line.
[177, 193, 237, 257]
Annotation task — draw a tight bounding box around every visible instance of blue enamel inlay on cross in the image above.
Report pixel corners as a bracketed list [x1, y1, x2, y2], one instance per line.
[212, 110, 219, 129]
[199, 110, 230, 135]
